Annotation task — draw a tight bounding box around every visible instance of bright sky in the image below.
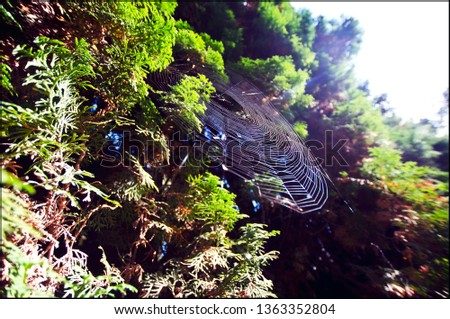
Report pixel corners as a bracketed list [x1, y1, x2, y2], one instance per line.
[291, 2, 449, 124]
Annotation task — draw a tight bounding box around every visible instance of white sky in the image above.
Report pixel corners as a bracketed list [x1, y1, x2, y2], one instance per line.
[291, 2, 449, 123]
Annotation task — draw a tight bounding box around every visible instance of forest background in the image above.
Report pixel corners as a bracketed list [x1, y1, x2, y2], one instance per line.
[1, 1, 448, 298]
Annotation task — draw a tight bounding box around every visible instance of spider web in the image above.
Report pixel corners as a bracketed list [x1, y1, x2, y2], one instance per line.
[150, 64, 329, 214]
